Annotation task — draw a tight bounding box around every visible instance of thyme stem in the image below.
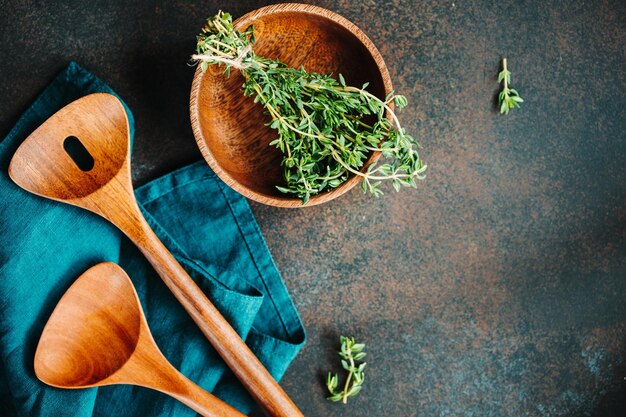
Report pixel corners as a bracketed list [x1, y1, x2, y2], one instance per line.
[498, 57, 523, 114]
[341, 355, 355, 404]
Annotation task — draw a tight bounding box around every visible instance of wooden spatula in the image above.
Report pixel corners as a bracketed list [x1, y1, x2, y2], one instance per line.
[9, 93, 303, 417]
[35, 262, 245, 417]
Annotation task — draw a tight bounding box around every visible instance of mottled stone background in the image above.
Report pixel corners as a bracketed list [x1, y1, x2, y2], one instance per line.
[1, 0, 625, 416]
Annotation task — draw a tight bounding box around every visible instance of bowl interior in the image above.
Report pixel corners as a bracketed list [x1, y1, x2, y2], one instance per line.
[192, 6, 389, 205]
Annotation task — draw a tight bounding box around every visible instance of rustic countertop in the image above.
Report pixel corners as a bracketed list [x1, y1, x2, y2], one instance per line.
[1, 1, 625, 416]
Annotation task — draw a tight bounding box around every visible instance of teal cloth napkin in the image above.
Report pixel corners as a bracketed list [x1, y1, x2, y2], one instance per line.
[0, 62, 305, 416]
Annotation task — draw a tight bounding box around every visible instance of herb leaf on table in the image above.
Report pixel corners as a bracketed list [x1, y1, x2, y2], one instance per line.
[326, 336, 367, 404]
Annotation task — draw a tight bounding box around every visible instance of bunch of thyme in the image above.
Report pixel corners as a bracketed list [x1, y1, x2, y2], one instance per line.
[498, 58, 523, 114]
[192, 11, 426, 203]
[326, 336, 367, 404]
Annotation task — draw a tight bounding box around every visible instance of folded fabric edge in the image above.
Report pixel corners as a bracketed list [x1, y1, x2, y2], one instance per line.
[136, 161, 307, 348]
[213, 173, 307, 348]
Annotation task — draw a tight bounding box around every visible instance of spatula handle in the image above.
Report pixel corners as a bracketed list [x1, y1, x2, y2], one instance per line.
[122, 211, 304, 417]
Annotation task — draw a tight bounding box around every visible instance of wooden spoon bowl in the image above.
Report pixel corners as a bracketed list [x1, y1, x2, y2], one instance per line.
[190, 3, 393, 207]
[34, 262, 245, 417]
[34, 263, 140, 388]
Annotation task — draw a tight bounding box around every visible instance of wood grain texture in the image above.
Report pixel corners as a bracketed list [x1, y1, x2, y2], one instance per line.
[189, 3, 393, 208]
[8, 93, 304, 417]
[34, 262, 245, 417]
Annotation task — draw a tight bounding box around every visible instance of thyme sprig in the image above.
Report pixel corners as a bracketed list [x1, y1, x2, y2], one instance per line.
[192, 11, 426, 203]
[498, 58, 523, 114]
[326, 336, 367, 404]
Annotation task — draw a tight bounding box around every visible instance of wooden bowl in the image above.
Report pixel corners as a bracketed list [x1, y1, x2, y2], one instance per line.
[190, 3, 392, 207]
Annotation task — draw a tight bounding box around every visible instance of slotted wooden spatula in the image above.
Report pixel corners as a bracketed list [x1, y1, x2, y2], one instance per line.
[9, 93, 303, 417]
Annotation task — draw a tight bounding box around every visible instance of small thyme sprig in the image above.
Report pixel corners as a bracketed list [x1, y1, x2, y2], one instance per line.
[498, 58, 524, 114]
[192, 11, 427, 203]
[326, 336, 366, 404]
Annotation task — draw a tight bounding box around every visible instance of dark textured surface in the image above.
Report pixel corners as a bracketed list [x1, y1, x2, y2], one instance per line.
[1, 1, 625, 416]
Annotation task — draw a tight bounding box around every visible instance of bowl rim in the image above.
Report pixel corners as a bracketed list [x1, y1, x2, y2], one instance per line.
[189, 3, 393, 208]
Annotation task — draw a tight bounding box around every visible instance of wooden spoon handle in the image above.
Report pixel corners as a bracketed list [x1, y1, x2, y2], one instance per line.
[160, 368, 247, 417]
[122, 212, 304, 417]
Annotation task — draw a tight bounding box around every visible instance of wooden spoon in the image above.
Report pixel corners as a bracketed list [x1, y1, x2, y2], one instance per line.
[9, 93, 303, 417]
[35, 262, 245, 417]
